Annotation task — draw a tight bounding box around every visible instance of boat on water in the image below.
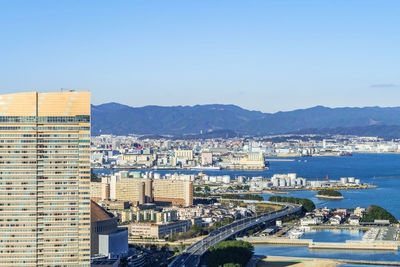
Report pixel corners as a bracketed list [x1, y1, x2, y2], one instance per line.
[191, 166, 221, 171]
[288, 228, 305, 239]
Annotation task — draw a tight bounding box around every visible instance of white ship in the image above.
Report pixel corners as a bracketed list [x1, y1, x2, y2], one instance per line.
[288, 228, 305, 239]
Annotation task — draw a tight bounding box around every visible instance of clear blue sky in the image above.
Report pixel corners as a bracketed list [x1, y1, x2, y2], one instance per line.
[0, 0, 399, 112]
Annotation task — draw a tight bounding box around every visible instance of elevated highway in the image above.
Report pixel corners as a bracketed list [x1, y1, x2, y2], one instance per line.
[169, 201, 302, 267]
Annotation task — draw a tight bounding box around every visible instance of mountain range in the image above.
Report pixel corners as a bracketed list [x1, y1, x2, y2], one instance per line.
[91, 103, 400, 138]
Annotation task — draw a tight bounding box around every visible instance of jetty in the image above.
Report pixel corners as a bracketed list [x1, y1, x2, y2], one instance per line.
[257, 255, 400, 266]
[238, 237, 400, 251]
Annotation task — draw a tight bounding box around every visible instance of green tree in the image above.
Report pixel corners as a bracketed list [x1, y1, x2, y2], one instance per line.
[360, 205, 397, 224]
[269, 196, 315, 212]
[206, 240, 254, 267]
[222, 264, 242, 267]
[317, 189, 342, 197]
[90, 170, 101, 182]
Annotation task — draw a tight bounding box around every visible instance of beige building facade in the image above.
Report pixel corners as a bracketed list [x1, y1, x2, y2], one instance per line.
[96, 175, 193, 207]
[0, 91, 91, 266]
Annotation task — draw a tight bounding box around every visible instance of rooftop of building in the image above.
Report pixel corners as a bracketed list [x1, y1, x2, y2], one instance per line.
[91, 200, 114, 222]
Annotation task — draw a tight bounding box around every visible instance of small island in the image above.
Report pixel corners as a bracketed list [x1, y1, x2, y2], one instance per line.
[315, 189, 344, 199]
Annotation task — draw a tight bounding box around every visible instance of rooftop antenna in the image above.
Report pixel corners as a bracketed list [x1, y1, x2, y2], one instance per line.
[60, 88, 75, 92]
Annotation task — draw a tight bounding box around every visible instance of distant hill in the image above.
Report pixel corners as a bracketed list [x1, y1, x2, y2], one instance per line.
[91, 103, 400, 138]
[91, 103, 263, 136]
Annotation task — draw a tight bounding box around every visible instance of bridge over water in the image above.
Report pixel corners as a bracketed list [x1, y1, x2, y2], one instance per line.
[169, 200, 302, 267]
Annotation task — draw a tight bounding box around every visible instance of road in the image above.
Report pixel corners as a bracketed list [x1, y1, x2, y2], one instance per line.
[169, 201, 302, 267]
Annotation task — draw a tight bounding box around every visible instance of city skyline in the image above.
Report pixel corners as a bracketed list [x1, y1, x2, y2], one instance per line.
[2, 1, 400, 266]
[0, 0, 399, 112]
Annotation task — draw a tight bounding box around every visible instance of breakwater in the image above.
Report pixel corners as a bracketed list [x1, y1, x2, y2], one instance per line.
[239, 237, 400, 251]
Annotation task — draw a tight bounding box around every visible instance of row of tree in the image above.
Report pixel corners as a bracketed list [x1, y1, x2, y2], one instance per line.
[268, 196, 315, 212]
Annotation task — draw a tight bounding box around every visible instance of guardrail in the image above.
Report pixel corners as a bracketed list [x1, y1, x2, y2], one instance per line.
[169, 201, 302, 267]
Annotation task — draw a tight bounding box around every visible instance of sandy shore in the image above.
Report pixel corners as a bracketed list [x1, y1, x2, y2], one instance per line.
[257, 256, 340, 267]
[315, 195, 344, 200]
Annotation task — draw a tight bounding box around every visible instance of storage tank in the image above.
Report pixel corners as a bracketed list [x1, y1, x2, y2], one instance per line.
[222, 175, 231, 184]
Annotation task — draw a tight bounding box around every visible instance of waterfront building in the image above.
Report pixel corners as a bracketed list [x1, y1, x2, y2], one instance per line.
[239, 152, 266, 170]
[0, 91, 91, 266]
[173, 149, 194, 166]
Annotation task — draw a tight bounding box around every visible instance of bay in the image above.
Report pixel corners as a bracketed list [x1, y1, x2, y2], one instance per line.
[94, 153, 400, 262]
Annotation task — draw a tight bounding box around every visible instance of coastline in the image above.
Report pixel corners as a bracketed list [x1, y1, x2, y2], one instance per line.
[256, 255, 400, 267]
[256, 255, 341, 267]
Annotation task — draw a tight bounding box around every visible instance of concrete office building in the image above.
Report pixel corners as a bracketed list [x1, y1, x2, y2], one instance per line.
[103, 174, 193, 207]
[112, 177, 146, 205]
[153, 179, 193, 206]
[91, 201, 128, 258]
[130, 220, 191, 238]
[0, 91, 91, 266]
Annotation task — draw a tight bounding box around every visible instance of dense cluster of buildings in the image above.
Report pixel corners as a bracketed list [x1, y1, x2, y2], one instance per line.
[300, 207, 366, 227]
[90, 134, 400, 171]
[1, 91, 397, 267]
[91, 171, 193, 207]
[248, 173, 366, 191]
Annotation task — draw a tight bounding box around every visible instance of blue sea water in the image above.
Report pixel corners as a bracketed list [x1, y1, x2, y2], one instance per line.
[95, 153, 400, 217]
[300, 230, 364, 243]
[253, 245, 400, 262]
[95, 153, 400, 262]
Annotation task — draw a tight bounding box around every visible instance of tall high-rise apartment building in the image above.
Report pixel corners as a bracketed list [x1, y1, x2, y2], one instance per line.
[0, 91, 91, 266]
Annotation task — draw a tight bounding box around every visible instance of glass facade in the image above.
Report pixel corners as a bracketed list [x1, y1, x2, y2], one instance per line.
[0, 92, 90, 266]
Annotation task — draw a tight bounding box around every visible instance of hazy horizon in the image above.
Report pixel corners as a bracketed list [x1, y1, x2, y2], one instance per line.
[93, 101, 400, 113]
